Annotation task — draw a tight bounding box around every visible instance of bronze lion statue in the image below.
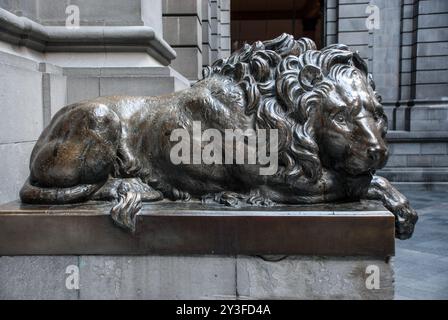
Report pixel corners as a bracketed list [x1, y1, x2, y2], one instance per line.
[20, 33, 417, 239]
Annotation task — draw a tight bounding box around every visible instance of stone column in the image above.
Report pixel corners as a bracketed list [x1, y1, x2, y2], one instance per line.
[325, 0, 339, 45]
[209, 0, 219, 63]
[162, 0, 231, 82]
[202, 0, 212, 69]
[162, 0, 203, 82]
[217, 0, 231, 59]
[208, 0, 231, 63]
[337, 0, 370, 60]
[399, 0, 417, 104]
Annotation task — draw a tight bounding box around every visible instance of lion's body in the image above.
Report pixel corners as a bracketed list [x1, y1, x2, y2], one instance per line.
[19, 33, 418, 238]
[23, 74, 342, 204]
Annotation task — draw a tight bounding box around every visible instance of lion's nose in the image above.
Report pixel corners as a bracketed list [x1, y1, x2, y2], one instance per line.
[367, 146, 387, 163]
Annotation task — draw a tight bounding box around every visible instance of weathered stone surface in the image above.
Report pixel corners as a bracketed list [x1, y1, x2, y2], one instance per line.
[39, 0, 144, 26]
[236, 256, 394, 300]
[0, 256, 78, 300]
[202, 44, 212, 66]
[391, 143, 421, 155]
[417, 42, 448, 57]
[40, 63, 68, 123]
[99, 76, 179, 96]
[0, 54, 43, 144]
[169, 47, 202, 80]
[416, 85, 448, 100]
[141, 0, 163, 35]
[163, 16, 202, 47]
[412, 120, 448, 132]
[421, 143, 447, 155]
[65, 66, 189, 104]
[0, 8, 176, 65]
[0, 255, 394, 299]
[419, 0, 448, 15]
[66, 77, 100, 104]
[163, 0, 202, 20]
[79, 255, 236, 299]
[0, 142, 34, 204]
[385, 155, 408, 167]
[379, 167, 448, 184]
[162, 0, 205, 81]
[0, 0, 37, 20]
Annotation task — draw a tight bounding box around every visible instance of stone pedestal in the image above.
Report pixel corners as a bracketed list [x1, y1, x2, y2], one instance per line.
[0, 200, 395, 299]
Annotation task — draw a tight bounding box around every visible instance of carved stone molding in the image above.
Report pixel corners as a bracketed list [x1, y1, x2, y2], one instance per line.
[0, 8, 176, 65]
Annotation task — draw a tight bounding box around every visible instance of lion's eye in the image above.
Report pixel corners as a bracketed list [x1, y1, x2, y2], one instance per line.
[334, 112, 346, 123]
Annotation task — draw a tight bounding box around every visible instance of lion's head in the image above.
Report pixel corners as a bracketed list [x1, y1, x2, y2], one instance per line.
[203, 33, 388, 181]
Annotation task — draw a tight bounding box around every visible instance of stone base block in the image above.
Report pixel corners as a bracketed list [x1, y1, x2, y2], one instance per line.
[0, 255, 393, 300]
[236, 256, 393, 300]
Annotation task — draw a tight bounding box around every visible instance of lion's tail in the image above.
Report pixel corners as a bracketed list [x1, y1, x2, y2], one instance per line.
[19, 177, 104, 204]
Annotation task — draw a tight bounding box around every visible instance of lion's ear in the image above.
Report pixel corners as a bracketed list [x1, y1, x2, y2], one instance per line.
[299, 65, 323, 91]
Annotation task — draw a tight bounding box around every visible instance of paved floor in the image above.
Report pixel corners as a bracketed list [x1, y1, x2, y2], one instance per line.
[394, 189, 448, 299]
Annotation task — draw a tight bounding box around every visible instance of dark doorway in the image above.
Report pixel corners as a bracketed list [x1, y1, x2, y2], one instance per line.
[231, 0, 324, 52]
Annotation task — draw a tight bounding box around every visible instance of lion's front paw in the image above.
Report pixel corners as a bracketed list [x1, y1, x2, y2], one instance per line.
[391, 202, 418, 240]
[202, 191, 243, 207]
[247, 194, 274, 207]
[110, 182, 142, 232]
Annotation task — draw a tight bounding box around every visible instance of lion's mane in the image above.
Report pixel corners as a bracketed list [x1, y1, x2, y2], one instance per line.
[202, 33, 375, 182]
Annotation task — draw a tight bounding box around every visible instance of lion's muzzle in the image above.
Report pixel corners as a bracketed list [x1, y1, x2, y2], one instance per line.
[367, 145, 388, 169]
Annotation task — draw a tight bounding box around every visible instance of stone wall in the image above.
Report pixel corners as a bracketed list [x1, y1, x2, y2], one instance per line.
[162, 0, 231, 82]
[405, 0, 448, 100]
[0, 0, 162, 31]
[0, 52, 46, 203]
